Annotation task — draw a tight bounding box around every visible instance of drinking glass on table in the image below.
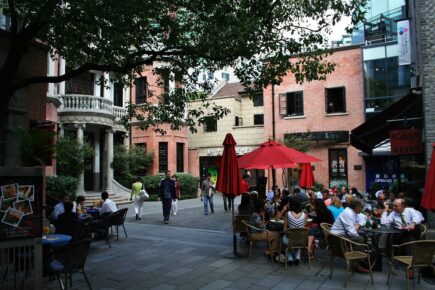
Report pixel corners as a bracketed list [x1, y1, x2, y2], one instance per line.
[42, 226, 49, 238]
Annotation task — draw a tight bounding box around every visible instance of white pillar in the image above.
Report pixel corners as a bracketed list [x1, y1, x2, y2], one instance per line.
[104, 72, 110, 99]
[47, 53, 56, 96]
[58, 123, 64, 137]
[123, 132, 130, 150]
[59, 57, 66, 95]
[93, 131, 101, 191]
[75, 123, 86, 195]
[105, 128, 114, 193]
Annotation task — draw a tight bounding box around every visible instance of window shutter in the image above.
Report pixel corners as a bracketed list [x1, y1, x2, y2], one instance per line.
[279, 93, 287, 116]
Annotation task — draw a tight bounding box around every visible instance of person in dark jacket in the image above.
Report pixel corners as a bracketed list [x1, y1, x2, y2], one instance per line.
[57, 201, 78, 221]
[159, 170, 176, 224]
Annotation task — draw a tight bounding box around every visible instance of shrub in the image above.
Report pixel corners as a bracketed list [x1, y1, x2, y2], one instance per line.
[46, 175, 79, 200]
[113, 145, 153, 188]
[142, 173, 199, 201]
[56, 134, 93, 177]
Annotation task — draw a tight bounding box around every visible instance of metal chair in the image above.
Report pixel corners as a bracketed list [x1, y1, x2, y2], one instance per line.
[241, 220, 273, 262]
[327, 232, 374, 288]
[283, 227, 311, 270]
[387, 240, 435, 290]
[109, 208, 129, 240]
[50, 238, 92, 290]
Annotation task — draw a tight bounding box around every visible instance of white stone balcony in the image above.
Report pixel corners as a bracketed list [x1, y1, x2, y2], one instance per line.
[58, 94, 127, 122]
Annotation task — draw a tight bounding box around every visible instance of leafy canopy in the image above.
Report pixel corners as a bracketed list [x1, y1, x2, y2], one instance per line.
[1, 0, 366, 132]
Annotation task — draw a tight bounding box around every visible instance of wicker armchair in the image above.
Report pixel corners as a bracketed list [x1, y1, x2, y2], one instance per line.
[233, 215, 250, 239]
[418, 224, 427, 240]
[320, 223, 333, 249]
[241, 220, 273, 262]
[327, 233, 374, 288]
[283, 227, 311, 270]
[387, 240, 435, 290]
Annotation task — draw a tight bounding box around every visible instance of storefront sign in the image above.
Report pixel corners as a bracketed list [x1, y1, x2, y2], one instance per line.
[206, 147, 253, 156]
[390, 129, 423, 155]
[0, 172, 42, 240]
[397, 20, 411, 66]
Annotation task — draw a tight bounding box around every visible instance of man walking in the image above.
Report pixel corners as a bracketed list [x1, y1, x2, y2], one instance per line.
[201, 173, 215, 215]
[159, 170, 176, 224]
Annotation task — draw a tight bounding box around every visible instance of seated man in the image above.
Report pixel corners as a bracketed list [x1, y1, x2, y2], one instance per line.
[99, 191, 118, 215]
[380, 198, 424, 249]
[331, 198, 369, 273]
[57, 201, 78, 221]
[51, 193, 76, 220]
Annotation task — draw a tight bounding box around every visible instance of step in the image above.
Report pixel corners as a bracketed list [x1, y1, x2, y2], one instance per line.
[82, 192, 132, 207]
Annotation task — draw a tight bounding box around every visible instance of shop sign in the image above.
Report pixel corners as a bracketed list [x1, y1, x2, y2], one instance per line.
[207, 147, 253, 156]
[390, 129, 423, 155]
[397, 20, 411, 66]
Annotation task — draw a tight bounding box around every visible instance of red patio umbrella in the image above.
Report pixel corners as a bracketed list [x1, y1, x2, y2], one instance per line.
[421, 143, 435, 209]
[238, 140, 320, 169]
[216, 133, 243, 256]
[299, 163, 315, 189]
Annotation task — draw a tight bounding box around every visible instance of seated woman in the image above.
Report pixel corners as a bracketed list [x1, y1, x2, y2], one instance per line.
[328, 196, 344, 221]
[249, 200, 280, 256]
[238, 193, 253, 216]
[307, 198, 334, 257]
[279, 197, 307, 265]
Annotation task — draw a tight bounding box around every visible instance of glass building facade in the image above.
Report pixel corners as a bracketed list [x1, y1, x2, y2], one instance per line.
[352, 0, 411, 116]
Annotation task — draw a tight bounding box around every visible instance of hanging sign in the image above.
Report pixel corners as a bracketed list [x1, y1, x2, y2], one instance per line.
[397, 20, 411, 66]
[390, 129, 423, 155]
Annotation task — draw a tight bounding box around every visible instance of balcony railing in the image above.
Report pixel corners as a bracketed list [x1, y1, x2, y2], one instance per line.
[58, 94, 127, 121]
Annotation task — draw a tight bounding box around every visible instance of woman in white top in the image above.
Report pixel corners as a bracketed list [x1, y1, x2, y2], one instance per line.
[281, 197, 307, 265]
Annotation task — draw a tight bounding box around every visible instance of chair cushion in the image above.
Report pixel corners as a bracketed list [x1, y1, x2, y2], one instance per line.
[344, 251, 368, 261]
[50, 260, 65, 272]
[393, 256, 412, 266]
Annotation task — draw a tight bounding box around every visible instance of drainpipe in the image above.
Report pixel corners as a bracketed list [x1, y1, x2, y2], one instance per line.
[271, 84, 276, 187]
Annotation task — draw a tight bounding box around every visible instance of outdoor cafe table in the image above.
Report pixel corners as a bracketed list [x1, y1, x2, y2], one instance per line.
[359, 226, 403, 271]
[42, 234, 72, 247]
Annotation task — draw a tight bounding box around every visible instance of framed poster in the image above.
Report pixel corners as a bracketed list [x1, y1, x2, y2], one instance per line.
[0, 168, 43, 240]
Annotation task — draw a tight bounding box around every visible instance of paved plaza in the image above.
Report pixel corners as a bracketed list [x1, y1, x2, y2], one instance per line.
[44, 195, 434, 290]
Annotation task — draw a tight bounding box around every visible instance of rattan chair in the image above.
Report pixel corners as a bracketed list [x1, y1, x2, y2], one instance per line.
[320, 222, 333, 248]
[418, 224, 427, 240]
[233, 215, 250, 239]
[241, 220, 273, 262]
[327, 232, 374, 288]
[387, 240, 435, 290]
[283, 227, 311, 270]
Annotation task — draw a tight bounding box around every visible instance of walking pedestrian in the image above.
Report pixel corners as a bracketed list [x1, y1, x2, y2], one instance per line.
[172, 175, 181, 215]
[130, 177, 145, 220]
[201, 173, 215, 215]
[159, 170, 176, 224]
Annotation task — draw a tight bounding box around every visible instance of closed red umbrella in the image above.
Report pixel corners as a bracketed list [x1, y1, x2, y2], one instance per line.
[238, 140, 320, 169]
[421, 143, 435, 209]
[299, 163, 315, 189]
[216, 133, 243, 256]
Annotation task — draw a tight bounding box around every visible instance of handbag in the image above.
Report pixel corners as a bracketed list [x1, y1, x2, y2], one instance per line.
[139, 183, 149, 202]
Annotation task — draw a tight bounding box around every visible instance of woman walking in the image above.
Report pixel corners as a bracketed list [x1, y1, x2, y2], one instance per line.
[130, 177, 145, 220]
[172, 175, 181, 215]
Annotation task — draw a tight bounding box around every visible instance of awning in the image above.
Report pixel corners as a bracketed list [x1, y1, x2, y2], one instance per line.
[350, 92, 423, 154]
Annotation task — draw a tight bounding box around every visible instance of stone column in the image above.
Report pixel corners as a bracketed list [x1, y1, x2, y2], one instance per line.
[75, 123, 86, 195]
[123, 132, 130, 150]
[59, 57, 66, 95]
[105, 128, 114, 193]
[58, 122, 64, 137]
[93, 131, 101, 191]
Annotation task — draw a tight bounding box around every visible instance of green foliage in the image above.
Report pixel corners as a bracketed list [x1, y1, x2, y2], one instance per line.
[1, 0, 367, 134]
[46, 175, 79, 200]
[313, 181, 324, 193]
[56, 134, 94, 177]
[113, 145, 153, 187]
[13, 127, 56, 166]
[282, 133, 313, 153]
[142, 173, 199, 201]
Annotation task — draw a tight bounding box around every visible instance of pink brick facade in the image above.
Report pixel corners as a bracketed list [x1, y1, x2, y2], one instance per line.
[263, 46, 366, 191]
[130, 66, 189, 175]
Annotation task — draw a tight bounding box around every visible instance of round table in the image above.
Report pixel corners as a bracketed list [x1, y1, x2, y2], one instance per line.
[42, 234, 72, 247]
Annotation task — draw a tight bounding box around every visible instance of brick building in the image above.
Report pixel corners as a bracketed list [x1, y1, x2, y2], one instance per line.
[263, 46, 366, 190]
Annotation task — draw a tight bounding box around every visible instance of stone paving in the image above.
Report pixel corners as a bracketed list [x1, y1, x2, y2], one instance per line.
[43, 194, 434, 290]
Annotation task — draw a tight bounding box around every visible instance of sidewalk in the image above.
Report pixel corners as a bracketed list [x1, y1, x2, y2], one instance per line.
[43, 195, 434, 290]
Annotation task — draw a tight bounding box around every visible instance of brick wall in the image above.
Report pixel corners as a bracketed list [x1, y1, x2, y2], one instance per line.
[263, 47, 366, 190]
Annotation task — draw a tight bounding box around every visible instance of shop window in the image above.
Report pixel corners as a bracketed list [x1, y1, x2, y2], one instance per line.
[135, 77, 148, 104]
[253, 93, 264, 107]
[329, 148, 348, 187]
[326, 87, 346, 114]
[279, 91, 304, 116]
[176, 143, 184, 172]
[253, 114, 264, 125]
[159, 142, 168, 173]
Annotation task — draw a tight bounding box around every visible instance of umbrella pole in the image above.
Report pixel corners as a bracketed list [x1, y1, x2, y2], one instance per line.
[231, 196, 238, 256]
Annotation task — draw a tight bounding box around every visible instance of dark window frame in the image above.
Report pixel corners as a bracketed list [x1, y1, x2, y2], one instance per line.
[113, 83, 123, 107]
[253, 114, 264, 125]
[176, 143, 184, 173]
[325, 87, 346, 114]
[204, 118, 218, 132]
[253, 93, 264, 107]
[158, 142, 168, 173]
[328, 148, 348, 187]
[286, 91, 304, 116]
[135, 77, 148, 104]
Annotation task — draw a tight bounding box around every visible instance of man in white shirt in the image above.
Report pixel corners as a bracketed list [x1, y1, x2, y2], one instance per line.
[51, 193, 76, 220]
[99, 191, 118, 215]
